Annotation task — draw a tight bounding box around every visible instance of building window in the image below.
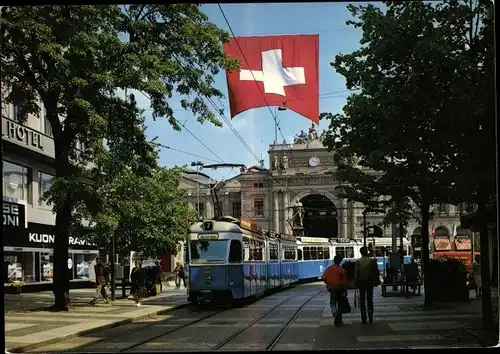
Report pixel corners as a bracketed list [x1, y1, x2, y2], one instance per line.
[195, 203, 205, 218]
[232, 202, 241, 218]
[253, 198, 264, 217]
[439, 203, 447, 214]
[3, 251, 36, 284]
[74, 253, 95, 280]
[38, 171, 54, 208]
[12, 105, 18, 121]
[2, 160, 32, 203]
[41, 251, 54, 282]
[42, 107, 52, 137]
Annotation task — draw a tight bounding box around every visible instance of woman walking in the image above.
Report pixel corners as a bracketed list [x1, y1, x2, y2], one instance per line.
[130, 261, 144, 307]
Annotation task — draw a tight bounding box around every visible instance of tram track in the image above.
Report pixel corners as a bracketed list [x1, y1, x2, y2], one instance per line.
[37, 284, 325, 353]
[211, 288, 326, 351]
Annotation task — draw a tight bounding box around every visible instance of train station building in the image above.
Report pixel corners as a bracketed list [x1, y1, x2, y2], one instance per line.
[179, 123, 470, 258]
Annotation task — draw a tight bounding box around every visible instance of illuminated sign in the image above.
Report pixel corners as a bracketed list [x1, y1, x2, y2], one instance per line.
[335, 238, 352, 244]
[198, 234, 219, 240]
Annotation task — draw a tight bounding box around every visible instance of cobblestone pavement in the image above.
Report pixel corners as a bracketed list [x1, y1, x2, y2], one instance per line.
[4, 286, 189, 352]
[14, 283, 499, 352]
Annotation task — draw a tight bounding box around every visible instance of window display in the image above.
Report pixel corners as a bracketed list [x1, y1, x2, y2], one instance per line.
[3, 251, 35, 283]
[41, 252, 54, 281]
[74, 253, 96, 280]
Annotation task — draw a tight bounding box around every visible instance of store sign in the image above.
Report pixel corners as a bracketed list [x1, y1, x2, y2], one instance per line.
[3, 201, 26, 229]
[28, 232, 96, 246]
[6, 121, 44, 150]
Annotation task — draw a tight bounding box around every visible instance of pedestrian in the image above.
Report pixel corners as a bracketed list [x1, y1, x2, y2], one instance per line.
[91, 258, 109, 305]
[354, 247, 379, 324]
[130, 261, 144, 307]
[321, 255, 348, 327]
[174, 261, 186, 289]
[472, 254, 482, 298]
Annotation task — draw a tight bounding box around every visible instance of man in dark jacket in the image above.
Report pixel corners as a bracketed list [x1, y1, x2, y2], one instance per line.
[91, 258, 109, 304]
[130, 261, 144, 307]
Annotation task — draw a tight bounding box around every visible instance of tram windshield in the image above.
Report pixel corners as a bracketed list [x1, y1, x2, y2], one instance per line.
[189, 240, 228, 264]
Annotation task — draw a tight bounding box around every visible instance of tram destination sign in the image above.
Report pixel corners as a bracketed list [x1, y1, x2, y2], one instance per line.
[198, 233, 219, 240]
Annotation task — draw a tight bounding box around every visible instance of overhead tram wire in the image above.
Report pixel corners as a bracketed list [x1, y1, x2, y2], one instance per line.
[150, 142, 222, 164]
[137, 91, 225, 164]
[171, 55, 262, 165]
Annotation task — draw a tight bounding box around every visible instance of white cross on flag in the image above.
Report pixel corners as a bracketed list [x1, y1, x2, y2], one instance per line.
[224, 34, 319, 124]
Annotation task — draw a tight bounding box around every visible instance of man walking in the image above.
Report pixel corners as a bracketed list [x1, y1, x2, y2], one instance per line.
[321, 255, 348, 326]
[91, 258, 109, 305]
[354, 247, 378, 324]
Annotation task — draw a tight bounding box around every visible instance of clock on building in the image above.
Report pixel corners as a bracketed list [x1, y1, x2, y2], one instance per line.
[308, 156, 320, 167]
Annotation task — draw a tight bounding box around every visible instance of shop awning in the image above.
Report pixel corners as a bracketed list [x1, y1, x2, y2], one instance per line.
[454, 237, 472, 251]
[433, 238, 452, 251]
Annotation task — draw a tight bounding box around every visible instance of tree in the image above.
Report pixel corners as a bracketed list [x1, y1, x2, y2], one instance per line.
[321, 1, 489, 305]
[1, 5, 237, 310]
[84, 166, 197, 259]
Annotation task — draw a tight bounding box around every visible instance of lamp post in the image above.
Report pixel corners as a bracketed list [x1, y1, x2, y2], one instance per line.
[191, 161, 204, 216]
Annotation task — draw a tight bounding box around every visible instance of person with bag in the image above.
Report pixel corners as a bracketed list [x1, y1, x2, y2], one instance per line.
[354, 246, 379, 324]
[321, 255, 348, 327]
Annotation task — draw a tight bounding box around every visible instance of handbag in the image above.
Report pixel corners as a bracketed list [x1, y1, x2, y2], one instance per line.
[338, 294, 352, 314]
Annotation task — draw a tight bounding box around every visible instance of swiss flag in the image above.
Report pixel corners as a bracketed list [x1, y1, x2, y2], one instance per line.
[223, 34, 319, 124]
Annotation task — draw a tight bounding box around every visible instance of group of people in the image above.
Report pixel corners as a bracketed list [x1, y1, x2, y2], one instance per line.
[322, 247, 379, 326]
[90, 258, 187, 307]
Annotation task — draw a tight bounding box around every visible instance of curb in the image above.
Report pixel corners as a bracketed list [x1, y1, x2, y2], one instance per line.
[464, 328, 499, 347]
[6, 301, 191, 353]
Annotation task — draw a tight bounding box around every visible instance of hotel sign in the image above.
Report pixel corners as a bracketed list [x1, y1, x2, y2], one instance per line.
[5, 120, 44, 150]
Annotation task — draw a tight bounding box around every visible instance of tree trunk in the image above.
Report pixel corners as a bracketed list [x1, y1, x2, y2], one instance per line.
[420, 201, 432, 306]
[478, 202, 493, 328]
[52, 138, 72, 311]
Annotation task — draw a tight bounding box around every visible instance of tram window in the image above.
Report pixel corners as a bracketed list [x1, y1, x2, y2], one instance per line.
[303, 247, 311, 260]
[291, 248, 297, 260]
[254, 241, 264, 261]
[324, 247, 330, 260]
[336, 247, 346, 259]
[310, 247, 318, 260]
[345, 247, 355, 258]
[229, 240, 243, 263]
[317, 247, 324, 259]
[297, 249, 303, 261]
[269, 243, 278, 261]
[283, 246, 289, 260]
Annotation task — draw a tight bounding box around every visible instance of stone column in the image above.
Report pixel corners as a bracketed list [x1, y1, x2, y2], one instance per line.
[282, 191, 289, 234]
[273, 191, 280, 233]
[340, 199, 348, 238]
[205, 200, 212, 219]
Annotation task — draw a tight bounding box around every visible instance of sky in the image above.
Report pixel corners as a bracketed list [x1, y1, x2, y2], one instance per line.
[138, 3, 366, 180]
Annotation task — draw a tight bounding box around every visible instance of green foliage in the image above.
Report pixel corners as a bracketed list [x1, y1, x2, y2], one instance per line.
[83, 166, 198, 259]
[321, 0, 493, 305]
[1, 5, 237, 308]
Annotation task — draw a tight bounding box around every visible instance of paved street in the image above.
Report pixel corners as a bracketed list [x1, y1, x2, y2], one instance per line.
[7, 282, 497, 352]
[4, 286, 189, 352]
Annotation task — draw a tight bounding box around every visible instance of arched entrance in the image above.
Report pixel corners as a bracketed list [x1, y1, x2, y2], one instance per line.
[300, 194, 337, 238]
[434, 226, 450, 237]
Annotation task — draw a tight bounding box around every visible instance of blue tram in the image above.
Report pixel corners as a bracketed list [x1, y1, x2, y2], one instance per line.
[296, 237, 334, 281]
[187, 217, 298, 306]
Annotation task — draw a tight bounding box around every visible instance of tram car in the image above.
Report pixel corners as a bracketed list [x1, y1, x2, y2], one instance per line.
[187, 217, 298, 307]
[296, 237, 333, 281]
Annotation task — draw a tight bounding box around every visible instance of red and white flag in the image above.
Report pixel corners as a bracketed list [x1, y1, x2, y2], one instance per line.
[224, 34, 319, 124]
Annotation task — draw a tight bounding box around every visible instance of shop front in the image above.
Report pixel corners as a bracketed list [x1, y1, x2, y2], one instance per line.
[3, 202, 99, 292]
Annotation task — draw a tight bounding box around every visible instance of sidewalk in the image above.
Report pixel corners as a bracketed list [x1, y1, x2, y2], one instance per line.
[312, 288, 499, 349]
[4, 286, 189, 353]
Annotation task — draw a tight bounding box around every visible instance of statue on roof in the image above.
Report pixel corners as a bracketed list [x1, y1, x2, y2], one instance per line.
[308, 123, 318, 141]
[293, 130, 307, 145]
